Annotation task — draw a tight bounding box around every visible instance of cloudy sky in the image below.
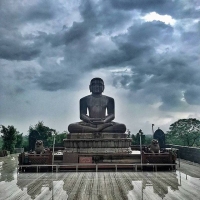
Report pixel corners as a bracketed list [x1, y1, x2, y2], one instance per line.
[0, 0, 200, 135]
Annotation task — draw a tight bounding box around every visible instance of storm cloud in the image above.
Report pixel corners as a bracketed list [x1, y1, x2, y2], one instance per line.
[0, 0, 200, 134]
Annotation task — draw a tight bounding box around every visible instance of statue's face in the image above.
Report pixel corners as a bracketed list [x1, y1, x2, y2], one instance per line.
[90, 79, 104, 94]
[152, 139, 159, 146]
[35, 140, 43, 147]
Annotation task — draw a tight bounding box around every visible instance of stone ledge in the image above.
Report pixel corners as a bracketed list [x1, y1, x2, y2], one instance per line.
[64, 147, 132, 154]
[67, 132, 129, 139]
[64, 139, 131, 148]
[64, 138, 132, 141]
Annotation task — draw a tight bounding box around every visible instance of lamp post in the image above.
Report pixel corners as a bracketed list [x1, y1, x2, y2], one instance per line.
[51, 131, 56, 171]
[138, 129, 143, 167]
[152, 124, 154, 138]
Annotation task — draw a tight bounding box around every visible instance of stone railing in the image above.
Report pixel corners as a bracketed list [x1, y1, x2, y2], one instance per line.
[0, 150, 9, 157]
[15, 148, 24, 153]
[165, 144, 200, 164]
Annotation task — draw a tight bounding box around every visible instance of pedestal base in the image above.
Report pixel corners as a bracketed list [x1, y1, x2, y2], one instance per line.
[63, 132, 133, 164]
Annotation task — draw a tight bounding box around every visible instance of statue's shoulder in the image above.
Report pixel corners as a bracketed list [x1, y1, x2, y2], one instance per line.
[102, 95, 114, 101]
[80, 95, 91, 101]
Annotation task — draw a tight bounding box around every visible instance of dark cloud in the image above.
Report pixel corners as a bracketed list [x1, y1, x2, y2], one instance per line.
[109, 0, 179, 15]
[24, 1, 56, 22]
[35, 71, 79, 91]
[0, 0, 58, 31]
[90, 21, 173, 69]
[49, 0, 133, 48]
[0, 0, 63, 61]
[109, 0, 200, 19]
[30, 0, 199, 112]
[79, 0, 132, 30]
[159, 89, 185, 110]
[181, 31, 200, 45]
[14, 87, 25, 95]
[0, 0, 200, 127]
[49, 22, 89, 47]
[184, 87, 200, 105]
[180, 5, 200, 19]
[14, 67, 38, 81]
[0, 38, 41, 60]
[112, 52, 200, 109]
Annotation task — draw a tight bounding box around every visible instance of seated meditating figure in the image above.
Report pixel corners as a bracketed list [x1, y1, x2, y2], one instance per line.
[68, 77, 126, 133]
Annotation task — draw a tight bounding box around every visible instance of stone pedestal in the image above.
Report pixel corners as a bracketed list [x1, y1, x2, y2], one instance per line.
[63, 133, 132, 154]
[63, 152, 78, 163]
[61, 132, 140, 164]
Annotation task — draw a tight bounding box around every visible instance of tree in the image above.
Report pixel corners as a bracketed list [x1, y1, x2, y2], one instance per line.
[131, 134, 136, 145]
[166, 118, 200, 146]
[22, 135, 29, 151]
[0, 137, 3, 150]
[144, 135, 153, 145]
[1, 125, 17, 153]
[55, 131, 68, 146]
[15, 133, 23, 148]
[132, 129, 146, 145]
[28, 121, 56, 150]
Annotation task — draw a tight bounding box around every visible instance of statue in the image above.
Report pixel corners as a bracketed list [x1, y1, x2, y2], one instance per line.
[153, 128, 165, 148]
[34, 140, 49, 154]
[149, 139, 160, 154]
[68, 77, 126, 133]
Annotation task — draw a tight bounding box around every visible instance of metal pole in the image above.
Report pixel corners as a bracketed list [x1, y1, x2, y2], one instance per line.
[152, 124, 154, 138]
[52, 132, 55, 171]
[139, 130, 143, 168]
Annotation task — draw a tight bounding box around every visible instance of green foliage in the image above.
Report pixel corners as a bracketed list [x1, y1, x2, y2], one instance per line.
[1, 125, 17, 153]
[0, 137, 3, 150]
[166, 118, 200, 146]
[29, 121, 56, 149]
[132, 129, 146, 145]
[55, 131, 67, 146]
[22, 135, 29, 151]
[0, 122, 68, 152]
[15, 133, 23, 148]
[144, 135, 153, 145]
[131, 134, 136, 145]
[29, 122, 53, 144]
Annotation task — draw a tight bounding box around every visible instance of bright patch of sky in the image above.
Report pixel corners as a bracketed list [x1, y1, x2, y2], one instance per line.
[143, 12, 176, 26]
[109, 67, 133, 76]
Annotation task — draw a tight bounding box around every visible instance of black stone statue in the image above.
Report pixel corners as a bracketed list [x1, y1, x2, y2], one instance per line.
[153, 128, 165, 148]
[68, 77, 126, 133]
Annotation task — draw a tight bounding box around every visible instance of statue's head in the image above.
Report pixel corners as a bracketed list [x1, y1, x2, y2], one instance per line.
[151, 139, 159, 146]
[89, 77, 104, 94]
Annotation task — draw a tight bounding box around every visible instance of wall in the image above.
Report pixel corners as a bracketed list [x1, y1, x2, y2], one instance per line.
[166, 144, 200, 164]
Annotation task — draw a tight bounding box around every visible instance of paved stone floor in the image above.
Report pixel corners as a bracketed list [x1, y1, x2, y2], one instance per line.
[0, 154, 200, 200]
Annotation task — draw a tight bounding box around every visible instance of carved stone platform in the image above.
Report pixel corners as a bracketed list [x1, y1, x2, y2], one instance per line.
[63, 132, 134, 163]
[63, 138, 131, 148]
[66, 132, 128, 139]
[64, 133, 131, 150]
[64, 147, 132, 154]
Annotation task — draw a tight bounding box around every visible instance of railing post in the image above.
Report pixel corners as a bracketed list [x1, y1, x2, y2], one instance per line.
[96, 164, 98, 172]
